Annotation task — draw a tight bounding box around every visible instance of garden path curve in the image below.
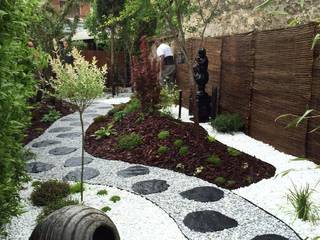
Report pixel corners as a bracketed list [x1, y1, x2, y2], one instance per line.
[25, 97, 301, 240]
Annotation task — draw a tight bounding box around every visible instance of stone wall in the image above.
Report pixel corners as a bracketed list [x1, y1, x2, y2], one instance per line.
[186, 0, 320, 38]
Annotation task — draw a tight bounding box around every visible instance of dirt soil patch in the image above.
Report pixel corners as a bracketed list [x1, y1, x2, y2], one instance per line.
[24, 98, 75, 144]
[85, 111, 276, 190]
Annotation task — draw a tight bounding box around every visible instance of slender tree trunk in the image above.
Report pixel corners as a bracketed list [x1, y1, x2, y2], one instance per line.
[79, 110, 85, 202]
[111, 27, 116, 97]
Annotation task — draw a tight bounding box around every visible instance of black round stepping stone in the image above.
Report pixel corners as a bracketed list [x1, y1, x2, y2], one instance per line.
[183, 210, 238, 233]
[69, 122, 88, 127]
[26, 162, 55, 173]
[60, 117, 78, 122]
[48, 127, 73, 133]
[49, 147, 77, 155]
[64, 157, 93, 167]
[251, 234, 289, 240]
[180, 186, 224, 202]
[132, 179, 169, 195]
[117, 165, 150, 178]
[56, 132, 81, 138]
[32, 140, 61, 148]
[63, 167, 100, 181]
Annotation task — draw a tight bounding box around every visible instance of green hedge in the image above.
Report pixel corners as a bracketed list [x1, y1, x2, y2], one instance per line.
[0, 0, 39, 235]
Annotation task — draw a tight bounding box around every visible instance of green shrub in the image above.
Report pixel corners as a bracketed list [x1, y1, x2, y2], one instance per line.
[179, 146, 189, 156]
[211, 113, 245, 133]
[37, 198, 79, 223]
[101, 206, 111, 212]
[214, 177, 226, 185]
[107, 103, 126, 116]
[93, 115, 108, 123]
[124, 98, 140, 113]
[206, 154, 222, 166]
[30, 180, 70, 206]
[69, 182, 84, 194]
[110, 195, 121, 203]
[207, 135, 216, 143]
[227, 147, 241, 157]
[94, 124, 117, 140]
[158, 146, 169, 154]
[158, 130, 170, 140]
[159, 84, 179, 110]
[97, 189, 108, 196]
[174, 139, 184, 148]
[32, 181, 42, 188]
[41, 109, 61, 123]
[287, 183, 320, 222]
[118, 133, 143, 150]
[113, 110, 126, 122]
[226, 180, 237, 187]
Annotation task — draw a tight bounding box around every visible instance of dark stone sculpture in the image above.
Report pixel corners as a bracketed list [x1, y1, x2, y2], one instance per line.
[193, 48, 211, 122]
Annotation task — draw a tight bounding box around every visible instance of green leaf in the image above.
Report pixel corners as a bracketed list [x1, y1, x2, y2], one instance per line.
[254, 0, 273, 10]
[309, 126, 320, 133]
[0, 10, 8, 17]
[296, 109, 314, 126]
[312, 34, 320, 50]
[275, 169, 295, 178]
[275, 114, 295, 122]
[290, 157, 306, 162]
[299, 0, 305, 8]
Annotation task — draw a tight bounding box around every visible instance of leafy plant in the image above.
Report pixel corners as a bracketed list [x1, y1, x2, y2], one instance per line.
[227, 147, 241, 157]
[214, 176, 226, 185]
[51, 48, 106, 202]
[179, 146, 189, 156]
[211, 113, 245, 133]
[41, 109, 61, 123]
[32, 181, 42, 188]
[69, 182, 84, 194]
[287, 183, 320, 222]
[159, 83, 179, 110]
[113, 110, 127, 122]
[110, 195, 121, 203]
[94, 124, 117, 140]
[206, 154, 222, 166]
[30, 180, 70, 206]
[107, 103, 126, 116]
[118, 133, 143, 150]
[101, 206, 111, 212]
[158, 145, 169, 155]
[97, 189, 108, 196]
[158, 130, 170, 140]
[174, 139, 184, 148]
[207, 135, 216, 143]
[36, 198, 79, 223]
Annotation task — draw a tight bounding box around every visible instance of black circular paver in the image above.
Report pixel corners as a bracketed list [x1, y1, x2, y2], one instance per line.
[64, 157, 93, 167]
[49, 147, 77, 155]
[56, 132, 81, 138]
[26, 162, 55, 173]
[69, 122, 88, 127]
[63, 167, 100, 181]
[183, 210, 238, 233]
[48, 127, 73, 133]
[132, 179, 169, 195]
[251, 234, 289, 240]
[117, 165, 150, 178]
[180, 186, 224, 202]
[32, 140, 61, 148]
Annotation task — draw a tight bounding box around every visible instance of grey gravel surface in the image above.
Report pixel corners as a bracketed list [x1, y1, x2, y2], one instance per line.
[24, 97, 301, 240]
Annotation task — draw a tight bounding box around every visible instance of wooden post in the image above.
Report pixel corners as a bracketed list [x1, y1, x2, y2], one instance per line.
[178, 90, 182, 119]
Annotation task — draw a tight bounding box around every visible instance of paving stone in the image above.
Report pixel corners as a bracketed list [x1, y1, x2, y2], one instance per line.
[132, 179, 169, 195]
[26, 162, 55, 173]
[64, 157, 93, 167]
[49, 147, 77, 155]
[48, 127, 73, 133]
[56, 132, 81, 138]
[251, 234, 289, 240]
[32, 140, 61, 148]
[69, 122, 88, 127]
[117, 165, 150, 178]
[63, 167, 100, 181]
[183, 210, 238, 233]
[180, 186, 224, 202]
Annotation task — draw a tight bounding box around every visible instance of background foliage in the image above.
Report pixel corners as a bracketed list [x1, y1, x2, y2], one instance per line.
[0, 0, 40, 235]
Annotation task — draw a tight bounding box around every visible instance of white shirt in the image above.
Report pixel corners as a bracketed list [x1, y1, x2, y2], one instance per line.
[156, 43, 173, 58]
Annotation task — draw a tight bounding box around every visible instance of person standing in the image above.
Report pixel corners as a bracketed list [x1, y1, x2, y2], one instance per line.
[155, 39, 176, 86]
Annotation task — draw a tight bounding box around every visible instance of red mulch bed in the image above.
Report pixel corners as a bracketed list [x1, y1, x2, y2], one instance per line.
[85, 111, 276, 190]
[24, 98, 75, 145]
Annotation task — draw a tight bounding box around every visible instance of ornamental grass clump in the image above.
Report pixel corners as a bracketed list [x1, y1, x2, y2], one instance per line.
[211, 113, 245, 133]
[51, 48, 106, 202]
[158, 130, 170, 140]
[118, 133, 143, 150]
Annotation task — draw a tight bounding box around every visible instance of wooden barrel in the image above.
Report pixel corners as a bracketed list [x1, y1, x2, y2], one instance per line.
[29, 205, 120, 240]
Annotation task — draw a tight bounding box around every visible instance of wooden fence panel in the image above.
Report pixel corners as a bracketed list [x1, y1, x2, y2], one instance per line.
[250, 24, 314, 157]
[219, 33, 254, 127]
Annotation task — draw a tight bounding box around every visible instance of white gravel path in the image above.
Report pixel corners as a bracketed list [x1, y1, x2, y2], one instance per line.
[169, 105, 320, 240]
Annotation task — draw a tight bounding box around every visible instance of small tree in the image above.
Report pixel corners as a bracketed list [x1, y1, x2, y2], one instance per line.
[51, 48, 107, 202]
